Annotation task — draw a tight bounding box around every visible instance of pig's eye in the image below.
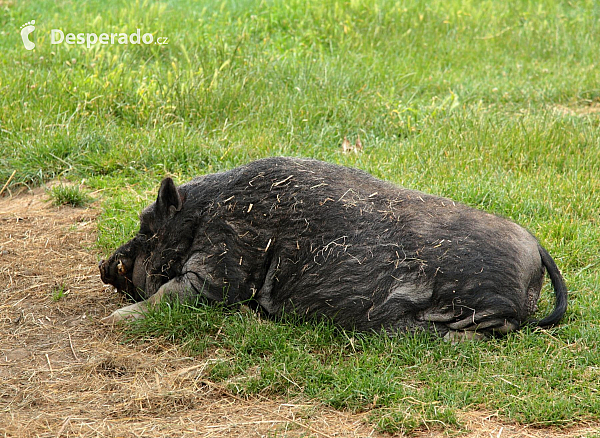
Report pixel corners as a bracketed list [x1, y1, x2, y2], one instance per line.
[139, 215, 154, 235]
[117, 260, 127, 275]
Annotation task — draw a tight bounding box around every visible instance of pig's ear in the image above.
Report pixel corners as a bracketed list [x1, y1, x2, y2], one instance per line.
[156, 177, 183, 218]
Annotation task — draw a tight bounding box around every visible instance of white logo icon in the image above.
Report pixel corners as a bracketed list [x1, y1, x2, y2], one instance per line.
[20, 20, 36, 50]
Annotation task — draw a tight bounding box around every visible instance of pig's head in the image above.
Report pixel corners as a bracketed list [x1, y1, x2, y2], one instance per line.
[99, 177, 185, 302]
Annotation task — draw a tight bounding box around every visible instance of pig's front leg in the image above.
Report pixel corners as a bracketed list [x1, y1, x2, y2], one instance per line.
[102, 273, 202, 324]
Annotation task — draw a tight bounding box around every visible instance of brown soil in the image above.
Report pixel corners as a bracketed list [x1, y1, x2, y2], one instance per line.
[553, 102, 600, 117]
[0, 186, 597, 437]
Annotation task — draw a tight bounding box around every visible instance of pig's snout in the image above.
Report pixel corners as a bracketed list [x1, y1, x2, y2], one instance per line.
[99, 259, 109, 284]
[99, 247, 148, 302]
[99, 257, 133, 286]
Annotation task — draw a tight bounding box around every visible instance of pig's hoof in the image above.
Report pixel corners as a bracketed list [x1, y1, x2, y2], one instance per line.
[102, 302, 147, 325]
[443, 330, 487, 344]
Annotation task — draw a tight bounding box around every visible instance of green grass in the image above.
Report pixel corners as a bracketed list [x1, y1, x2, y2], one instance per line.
[2, 0, 600, 434]
[49, 184, 92, 207]
[51, 283, 69, 301]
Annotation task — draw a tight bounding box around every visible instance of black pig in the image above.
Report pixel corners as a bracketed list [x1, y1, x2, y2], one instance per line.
[99, 157, 567, 339]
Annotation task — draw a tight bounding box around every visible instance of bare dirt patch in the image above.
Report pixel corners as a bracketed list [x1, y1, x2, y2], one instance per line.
[0, 187, 597, 437]
[552, 102, 600, 117]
